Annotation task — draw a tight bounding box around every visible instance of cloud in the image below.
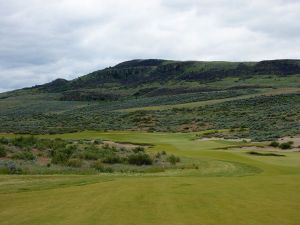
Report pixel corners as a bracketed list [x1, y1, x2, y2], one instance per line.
[0, 0, 299, 92]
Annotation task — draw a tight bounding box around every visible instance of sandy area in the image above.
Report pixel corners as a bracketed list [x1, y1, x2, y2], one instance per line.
[238, 146, 299, 152]
[278, 135, 300, 147]
[198, 137, 251, 142]
[102, 141, 140, 150]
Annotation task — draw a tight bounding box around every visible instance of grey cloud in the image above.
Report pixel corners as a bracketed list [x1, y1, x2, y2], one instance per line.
[0, 0, 299, 92]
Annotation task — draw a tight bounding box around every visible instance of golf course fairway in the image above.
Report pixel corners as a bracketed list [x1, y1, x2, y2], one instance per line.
[0, 131, 299, 225]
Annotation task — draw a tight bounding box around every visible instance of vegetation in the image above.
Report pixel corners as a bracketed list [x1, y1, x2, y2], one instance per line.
[0, 59, 300, 224]
[0, 136, 181, 174]
[270, 141, 280, 147]
[0, 145, 7, 157]
[0, 59, 299, 142]
[12, 151, 36, 160]
[128, 152, 153, 165]
[0, 131, 300, 225]
[279, 141, 294, 149]
[167, 154, 181, 165]
[1, 92, 299, 141]
[269, 141, 295, 149]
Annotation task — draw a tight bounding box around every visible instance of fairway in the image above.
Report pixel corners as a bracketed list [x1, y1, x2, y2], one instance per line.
[1, 1, 299, 224]
[1, 131, 300, 225]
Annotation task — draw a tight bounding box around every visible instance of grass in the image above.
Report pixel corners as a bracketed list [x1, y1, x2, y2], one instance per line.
[1, 175, 300, 225]
[1, 131, 300, 224]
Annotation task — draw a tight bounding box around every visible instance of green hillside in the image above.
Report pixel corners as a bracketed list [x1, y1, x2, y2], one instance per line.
[0, 59, 300, 140]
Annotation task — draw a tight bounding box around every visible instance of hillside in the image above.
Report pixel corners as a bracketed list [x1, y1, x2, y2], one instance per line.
[0, 59, 300, 140]
[3, 59, 300, 100]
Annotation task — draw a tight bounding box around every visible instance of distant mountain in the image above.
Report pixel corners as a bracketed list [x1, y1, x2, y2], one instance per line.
[3, 59, 300, 102]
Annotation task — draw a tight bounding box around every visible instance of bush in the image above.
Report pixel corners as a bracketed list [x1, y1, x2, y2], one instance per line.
[0, 145, 7, 157]
[167, 155, 180, 165]
[270, 141, 279, 147]
[12, 151, 36, 160]
[91, 160, 104, 171]
[128, 152, 153, 165]
[51, 146, 76, 164]
[103, 144, 110, 149]
[90, 160, 114, 173]
[102, 155, 122, 164]
[94, 140, 102, 144]
[155, 152, 161, 158]
[82, 151, 100, 160]
[0, 137, 9, 145]
[12, 136, 37, 148]
[1, 161, 22, 174]
[279, 141, 293, 150]
[67, 158, 83, 168]
[132, 146, 145, 153]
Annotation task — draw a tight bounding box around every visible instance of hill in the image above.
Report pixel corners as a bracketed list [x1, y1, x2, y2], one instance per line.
[0, 59, 299, 140]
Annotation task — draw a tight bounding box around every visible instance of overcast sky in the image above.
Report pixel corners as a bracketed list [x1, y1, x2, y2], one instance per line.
[0, 0, 300, 92]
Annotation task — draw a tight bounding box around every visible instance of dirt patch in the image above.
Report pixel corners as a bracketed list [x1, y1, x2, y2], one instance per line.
[198, 137, 251, 142]
[178, 123, 200, 132]
[37, 157, 50, 165]
[234, 146, 299, 152]
[102, 141, 140, 150]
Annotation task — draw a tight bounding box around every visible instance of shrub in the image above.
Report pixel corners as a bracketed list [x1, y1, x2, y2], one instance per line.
[2, 161, 22, 174]
[167, 155, 181, 165]
[90, 160, 114, 173]
[12, 151, 36, 160]
[128, 152, 153, 165]
[0, 145, 7, 157]
[120, 147, 126, 152]
[91, 160, 104, 171]
[82, 151, 100, 160]
[270, 141, 279, 147]
[12, 136, 37, 148]
[132, 146, 145, 153]
[102, 155, 122, 164]
[84, 144, 99, 152]
[279, 141, 293, 150]
[155, 152, 161, 158]
[51, 146, 76, 164]
[0, 137, 9, 145]
[103, 144, 110, 149]
[94, 140, 102, 144]
[67, 158, 83, 168]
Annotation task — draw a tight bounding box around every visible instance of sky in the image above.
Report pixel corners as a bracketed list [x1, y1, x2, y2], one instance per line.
[0, 0, 300, 92]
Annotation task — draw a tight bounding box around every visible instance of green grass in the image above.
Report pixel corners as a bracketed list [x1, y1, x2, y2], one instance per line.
[1, 131, 300, 225]
[1, 175, 300, 225]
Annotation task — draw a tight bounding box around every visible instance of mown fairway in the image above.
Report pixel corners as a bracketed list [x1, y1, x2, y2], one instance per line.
[1, 131, 300, 225]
